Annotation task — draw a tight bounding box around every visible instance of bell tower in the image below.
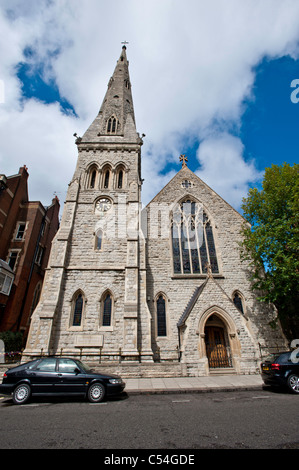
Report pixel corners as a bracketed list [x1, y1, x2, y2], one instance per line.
[23, 46, 153, 363]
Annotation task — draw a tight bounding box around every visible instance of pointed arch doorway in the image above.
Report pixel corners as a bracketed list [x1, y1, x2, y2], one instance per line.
[204, 315, 233, 369]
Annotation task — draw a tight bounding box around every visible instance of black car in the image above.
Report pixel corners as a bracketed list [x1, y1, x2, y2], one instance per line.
[0, 357, 125, 405]
[261, 351, 299, 394]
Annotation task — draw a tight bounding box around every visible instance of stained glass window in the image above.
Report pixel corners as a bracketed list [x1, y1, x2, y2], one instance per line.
[171, 200, 219, 275]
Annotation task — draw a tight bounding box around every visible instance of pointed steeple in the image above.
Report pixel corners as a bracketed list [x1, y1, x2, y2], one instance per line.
[81, 46, 139, 143]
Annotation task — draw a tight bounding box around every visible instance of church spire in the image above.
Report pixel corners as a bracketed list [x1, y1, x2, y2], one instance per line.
[81, 45, 139, 143]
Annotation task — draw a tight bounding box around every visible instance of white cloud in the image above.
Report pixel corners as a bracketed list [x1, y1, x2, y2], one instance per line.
[195, 133, 263, 208]
[0, 0, 299, 210]
[0, 99, 79, 203]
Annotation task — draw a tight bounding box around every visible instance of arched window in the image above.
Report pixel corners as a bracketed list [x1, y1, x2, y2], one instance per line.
[171, 200, 219, 275]
[72, 292, 84, 327]
[95, 229, 103, 251]
[101, 292, 112, 327]
[233, 292, 245, 315]
[156, 295, 167, 337]
[87, 166, 98, 189]
[90, 170, 96, 188]
[104, 169, 110, 189]
[107, 116, 117, 134]
[118, 170, 123, 189]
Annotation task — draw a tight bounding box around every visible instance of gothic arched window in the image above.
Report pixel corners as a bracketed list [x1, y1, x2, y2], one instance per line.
[102, 167, 111, 189]
[90, 170, 96, 188]
[233, 292, 245, 315]
[95, 229, 103, 251]
[115, 165, 125, 189]
[156, 295, 167, 337]
[101, 292, 113, 327]
[107, 116, 117, 134]
[118, 170, 123, 188]
[87, 165, 98, 189]
[171, 200, 219, 275]
[72, 292, 84, 327]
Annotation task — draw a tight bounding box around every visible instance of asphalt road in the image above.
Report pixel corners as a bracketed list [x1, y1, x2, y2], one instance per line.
[0, 389, 298, 450]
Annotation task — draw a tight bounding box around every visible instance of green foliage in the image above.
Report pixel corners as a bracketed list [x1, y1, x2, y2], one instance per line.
[240, 163, 299, 319]
[0, 331, 23, 352]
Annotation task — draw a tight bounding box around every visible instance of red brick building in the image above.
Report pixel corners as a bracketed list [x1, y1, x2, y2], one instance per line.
[0, 166, 60, 343]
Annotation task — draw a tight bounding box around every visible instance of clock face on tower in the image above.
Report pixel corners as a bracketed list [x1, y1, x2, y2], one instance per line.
[95, 198, 112, 213]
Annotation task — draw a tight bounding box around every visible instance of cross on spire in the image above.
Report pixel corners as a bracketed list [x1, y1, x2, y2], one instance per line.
[180, 154, 188, 168]
[121, 40, 129, 48]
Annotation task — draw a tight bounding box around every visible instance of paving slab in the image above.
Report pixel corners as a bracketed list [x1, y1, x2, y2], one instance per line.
[125, 374, 264, 395]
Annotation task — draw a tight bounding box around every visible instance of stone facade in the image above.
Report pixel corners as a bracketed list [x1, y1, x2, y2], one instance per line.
[23, 47, 287, 376]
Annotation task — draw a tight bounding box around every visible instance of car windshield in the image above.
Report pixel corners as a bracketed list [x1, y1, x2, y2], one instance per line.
[76, 360, 93, 373]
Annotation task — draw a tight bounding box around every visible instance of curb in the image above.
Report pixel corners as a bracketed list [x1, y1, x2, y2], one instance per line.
[126, 385, 264, 396]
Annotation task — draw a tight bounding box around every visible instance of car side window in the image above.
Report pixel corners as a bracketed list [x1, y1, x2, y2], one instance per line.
[58, 359, 78, 373]
[35, 358, 57, 372]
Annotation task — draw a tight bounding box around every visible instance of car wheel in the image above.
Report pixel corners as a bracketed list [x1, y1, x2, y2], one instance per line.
[12, 383, 31, 405]
[87, 383, 105, 403]
[287, 374, 299, 394]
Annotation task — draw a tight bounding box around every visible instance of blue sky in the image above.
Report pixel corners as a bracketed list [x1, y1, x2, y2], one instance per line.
[241, 56, 299, 175]
[0, 0, 299, 212]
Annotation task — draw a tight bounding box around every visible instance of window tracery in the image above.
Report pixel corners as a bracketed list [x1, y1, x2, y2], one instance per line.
[107, 116, 118, 134]
[171, 200, 219, 275]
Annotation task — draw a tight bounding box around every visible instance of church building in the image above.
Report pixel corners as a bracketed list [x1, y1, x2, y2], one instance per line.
[23, 46, 287, 376]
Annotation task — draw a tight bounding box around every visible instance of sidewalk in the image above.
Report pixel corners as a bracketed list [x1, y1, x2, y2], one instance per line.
[125, 374, 264, 395]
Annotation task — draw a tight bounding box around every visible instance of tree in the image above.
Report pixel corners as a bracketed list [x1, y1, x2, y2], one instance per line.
[240, 163, 299, 337]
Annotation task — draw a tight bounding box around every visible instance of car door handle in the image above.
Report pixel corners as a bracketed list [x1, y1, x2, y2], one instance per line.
[57, 374, 63, 377]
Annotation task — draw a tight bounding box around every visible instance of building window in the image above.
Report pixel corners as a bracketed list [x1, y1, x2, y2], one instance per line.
[15, 223, 26, 240]
[35, 245, 44, 266]
[102, 293, 112, 326]
[103, 169, 110, 189]
[7, 251, 19, 271]
[156, 295, 167, 337]
[90, 169, 97, 188]
[0, 272, 13, 296]
[72, 292, 84, 327]
[118, 170, 123, 189]
[95, 230, 103, 251]
[171, 200, 219, 275]
[233, 292, 245, 315]
[107, 116, 117, 134]
[181, 180, 192, 189]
